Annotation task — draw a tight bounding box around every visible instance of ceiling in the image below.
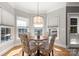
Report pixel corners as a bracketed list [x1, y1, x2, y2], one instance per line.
[8, 2, 66, 14]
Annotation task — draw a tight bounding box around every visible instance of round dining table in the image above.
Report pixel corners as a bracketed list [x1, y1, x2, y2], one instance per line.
[30, 36, 48, 56]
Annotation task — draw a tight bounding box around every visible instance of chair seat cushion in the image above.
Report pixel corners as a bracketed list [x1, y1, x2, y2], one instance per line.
[29, 40, 37, 50]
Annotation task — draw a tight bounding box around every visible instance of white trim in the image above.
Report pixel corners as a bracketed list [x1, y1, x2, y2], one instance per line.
[67, 13, 79, 15]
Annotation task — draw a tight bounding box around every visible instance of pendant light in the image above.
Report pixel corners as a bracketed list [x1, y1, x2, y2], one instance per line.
[33, 2, 44, 27]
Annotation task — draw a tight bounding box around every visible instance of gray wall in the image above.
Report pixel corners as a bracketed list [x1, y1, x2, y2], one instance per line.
[66, 6, 79, 13]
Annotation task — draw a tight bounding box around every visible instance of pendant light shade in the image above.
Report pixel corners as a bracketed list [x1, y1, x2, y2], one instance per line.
[33, 16, 44, 27]
[33, 2, 44, 27]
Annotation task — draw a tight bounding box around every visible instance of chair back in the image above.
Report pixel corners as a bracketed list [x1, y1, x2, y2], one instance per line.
[19, 34, 30, 53]
[49, 33, 57, 50]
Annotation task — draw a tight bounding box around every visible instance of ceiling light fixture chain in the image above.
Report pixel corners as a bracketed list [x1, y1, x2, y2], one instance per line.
[37, 1, 39, 16]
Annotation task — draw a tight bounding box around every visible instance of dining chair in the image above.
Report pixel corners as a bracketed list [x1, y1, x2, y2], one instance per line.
[39, 34, 57, 56]
[19, 34, 37, 56]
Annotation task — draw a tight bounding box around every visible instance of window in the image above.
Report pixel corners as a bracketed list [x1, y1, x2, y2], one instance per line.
[70, 18, 77, 33]
[70, 26, 77, 33]
[34, 29, 42, 35]
[1, 27, 11, 42]
[18, 26, 27, 34]
[17, 17, 29, 38]
[70, 18, 77, 25]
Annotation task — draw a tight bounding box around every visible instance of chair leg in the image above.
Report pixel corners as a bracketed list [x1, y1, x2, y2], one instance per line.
[52, 50, 54, 56]
[22, 51, 24, 56]
[49, 53, 50, 56]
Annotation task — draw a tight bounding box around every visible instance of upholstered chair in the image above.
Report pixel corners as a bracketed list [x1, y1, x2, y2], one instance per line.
[19, 34, 37, 56]
[39, 33, 57, 56]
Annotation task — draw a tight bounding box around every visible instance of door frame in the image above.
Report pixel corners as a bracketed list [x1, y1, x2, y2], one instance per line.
[67, 13, 79, 48]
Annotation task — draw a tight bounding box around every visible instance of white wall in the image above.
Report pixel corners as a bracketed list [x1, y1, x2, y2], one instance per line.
[0, 2, 15, 26]
[1, 9, 15, 26]
[47, 7, 66, 48]
[47, 15, 58, 26]
[0, 3, 16, 55]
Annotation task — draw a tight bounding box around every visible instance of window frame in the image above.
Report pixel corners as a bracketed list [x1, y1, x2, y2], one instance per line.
[0, 26, 11, 43]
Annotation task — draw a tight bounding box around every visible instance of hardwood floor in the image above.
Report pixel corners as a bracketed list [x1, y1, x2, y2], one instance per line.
[54, 45, 70, 56]
[3, 45, 22, 56]
[3, 45, 71, 56]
